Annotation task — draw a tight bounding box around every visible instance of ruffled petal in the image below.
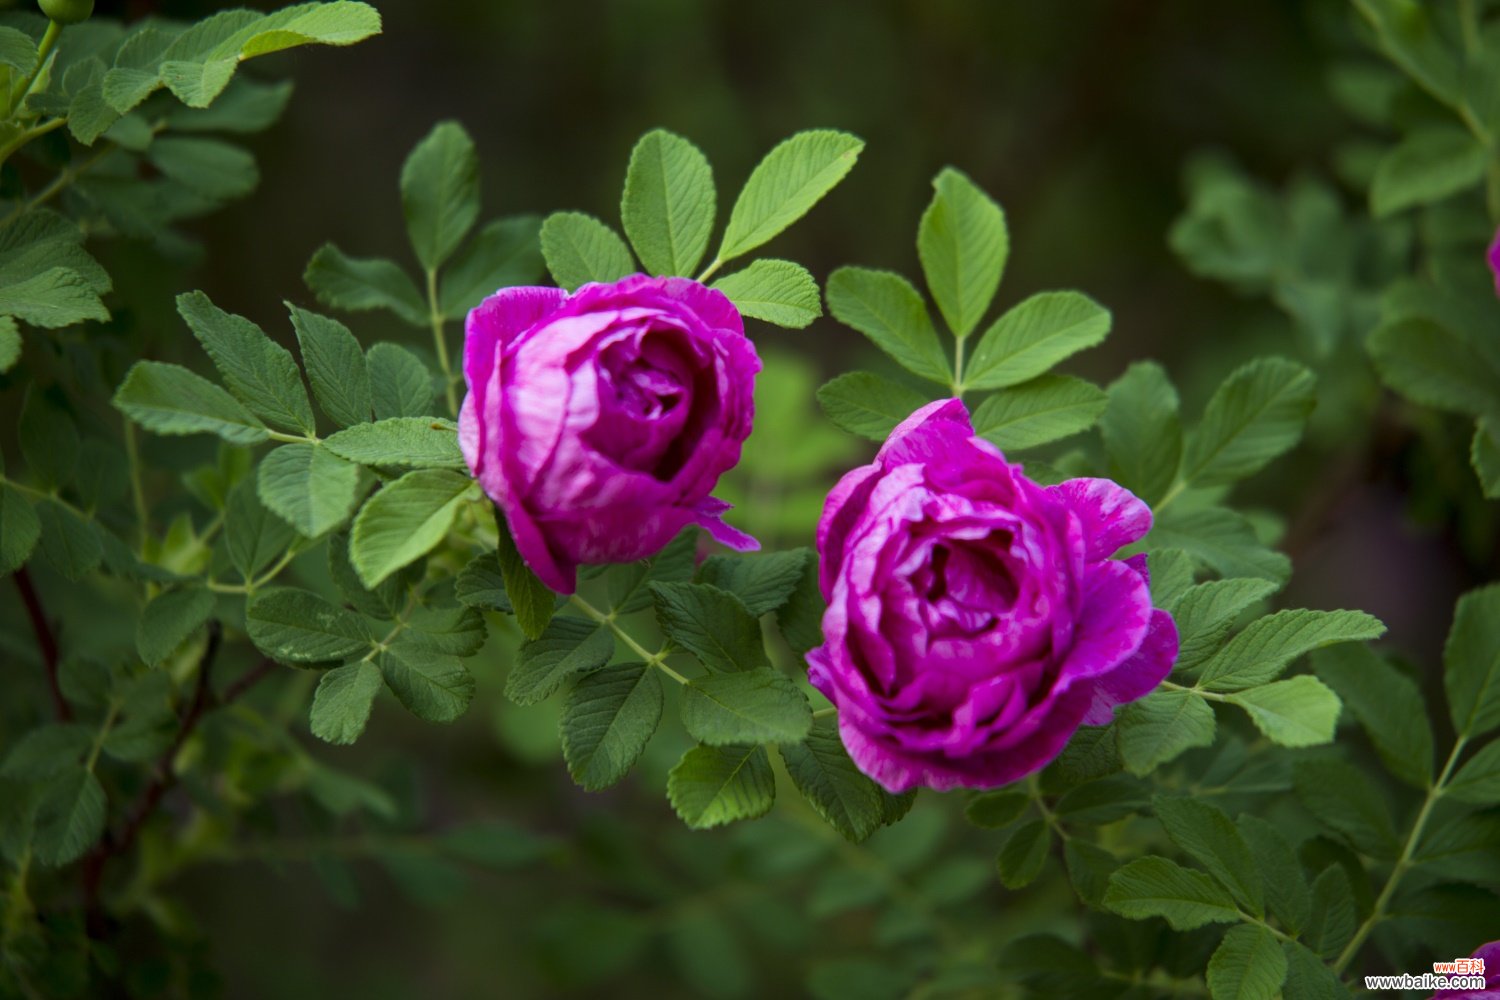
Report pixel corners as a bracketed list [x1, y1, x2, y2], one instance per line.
[1081, 608, 1179, 725]
[1048, 477, 1153, 562]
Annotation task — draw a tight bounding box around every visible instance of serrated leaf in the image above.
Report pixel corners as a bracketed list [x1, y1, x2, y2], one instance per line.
[1196, 610, 1385, 692]
[712, 259, 820, 328]
[136, 586, 214, 666]
[1228, 677, 1342, 747]
[964, 291, 1110, 391]
[455, 552, 512, 613]
[323, 418, 463, 470]
[400, 120, 479, 272]
[667, 743, 775, 829]
[1281, 940, 1349, 1000]
[1314, 644, 1433, 788]
[1153, 796, 1263, 915]
[0, 267, 108, 328]
[825, 267, 950, 384]
[177, 290, 314, 435]
[681, 668, 812, 745]
[1064, 840, 1118, 909]
[165, 76, 292, 134]
[1292, 758, 1398, 858]
[1473, 418, 1500, 498]
[1239, 815, 1311, 934]
[718, 130, 862, 261]
[561, 662, 663, 790]
[1101, 360, 1181, 504]
[310, 661, 382, 745]
[497, 523, 555, 639]
[31, 766, 105, 867]
[696, 549, 809, 616]
[1368, 317, 1500, 418]
[777, 552, 825, 657]
[0, 316, 19, 373]
[399, 604, 486, 657]
[247, 587, 373, 664]
[621, 129, 715, 277]
[816, 371, 929, 441]
[965, 790, 1030, 829]
[37, 501, 102, 581]
[289, 304, 371, 428]
[1148, 549, 1195, 608]
[367, 342, 435, 419]
[1206, 925, 1287, 1000]
[1103, 856, 1240, 930]
[350, 469, 472, 587]
[0, 485, 41, 575]
[1445, 584, 1500, 738]
[378, 648, 474, 723]
[1370, 126, 1488, 217]
[1147, 506, 1290, 583]
[439, 216, 544, 318]
[328, 531, 408, 618]
[782, 725, 887, 842]
[1182, 357, 1316, 487]
[1053, 774, 1150, 824]
[1446, 740, 1500, 803]
[540, 212, 635, 292]
[650, 581, 768, 673]
[604, 528, 698, 614]
[996, 819, 1050, 889]
[224, 478, 294, 580]
[971, 374, 1108, 451]
[1, 725, 92, 780]
[304, 244, 428, 327]
[257, 443, 361, 539]
[18, 390, 77, 490]
[507, 617, 613, 705]
[149, 137, 258, 200]
[918, 167, 1008, 338]
[1170, 578, 1280, 671]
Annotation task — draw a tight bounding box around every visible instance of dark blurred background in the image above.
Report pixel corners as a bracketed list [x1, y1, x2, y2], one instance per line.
[59, 1, 1484, 995]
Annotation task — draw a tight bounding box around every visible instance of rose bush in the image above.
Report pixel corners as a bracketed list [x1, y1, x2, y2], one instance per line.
[460, 275, 760, 593]
[808, 398, 1178, 792]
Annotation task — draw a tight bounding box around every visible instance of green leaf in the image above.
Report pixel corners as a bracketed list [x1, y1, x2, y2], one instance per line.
[328, 531, 408, 618]
[777, 552, 825, 656]
[1064, 840, 1119, 908]
[310, 661, 383, 745]
[439, 216, 544, 317]
[965, 791, 1031, 829]
[712, 259, 820, 328]
[667, 743, 775, 830]
[367, 342, 435, 419]
[67, 82, 122, 147]
[289, 304, 371, 428]
[1302, 865, 1357, 959]
[825, 267, 951, 384]
[1206, 925, 1287, 1000]
[696, 549, 809, 616]
[1445, 584, 1500, 738]
[1101, 361, 1181, 504]
[996, 820, 1051, 890]
[816, 371, 929, 441]
[323, 418, 463, 470]
[718, 130, 862, 261]
[1368, 317, 1500, 418]
[31, 766, 105, 867]
[507, 617, 613, 706]
[621, 129, 715, 277]
[1370, 126, 1489, 217]
[175, 290, 313, 435]
[1354, 0, 1460, 104]
[1147, 506, 1290, 583]
[1227, 677, 1342, 748]
[1171, 578, 1280, 671]
[1238, 815, 1311, 933]
[18, 390, 78, 490]
[1473, 417, 1500, 498]
[399, 604, 486, 657]
[1446, 740, 1500, 803]
[0, 267, 109, 328]
[917, 167, 1008, 338]
[650, 581, 768, 673]
[1103, 856, 1240, 930]
[246, 587, 373, 664]
[681, 668, 812, 745]
[1314, 644, 1433, 788]
[1152, 796, 1263, 915]
[349, 469, 473, 588]
[781, 725, 888, 842]
[540, 212, 635, 292]
[224, 478, 294, 580]
[2, 725, 92, 780]
[1053, 774, 1150, 824]
[0, 316, 19, 373]
[36, 501, 102, 581]
[603, 528, 697, 614]
[1281, 941, 1349, 1000]
[964, 291, 1110, 391]
[1196, 610, 1385, 692]
[0, 27, 36, 73]
[378, 648, 474, 723]
[1149, 548, 1196, 608]
[400, 120, 479, 272]
[136, 586, 214, 667]
[456, 552, 512, 613]
[497, 523, 555, 639]
[970, 374, 1108, 451]
[149, 137, 258, 200]
[257, 443, 361, 539]
[1116, 690, 1216, 776]
[561, 662, 663, 791]
[1181, 357, 1316, 487]
[164, 76, 293, 134]
[1292, 758, 1399, 858]
[0, 485, 41, 575]
[304, 244, 427, 327]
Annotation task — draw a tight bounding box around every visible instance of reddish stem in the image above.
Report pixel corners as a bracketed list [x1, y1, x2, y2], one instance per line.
[12, 567, 71, 722]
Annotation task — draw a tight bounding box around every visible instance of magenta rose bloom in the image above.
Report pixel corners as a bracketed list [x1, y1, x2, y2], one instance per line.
[459, 275, 760, 594]
[807, 399, 1178, 792]
[1489, 227, 1500, 297]
[1434, 941, 1500, 999]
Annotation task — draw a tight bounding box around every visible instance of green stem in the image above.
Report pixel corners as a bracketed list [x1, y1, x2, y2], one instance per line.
[6, 20, 61, 119]
[1331, 735, 1469, 974]
[266, 429, 319, 445]
[426, 269, 458, 417]
[1028, 774, 1072, 841]
[84, 702, 121, 771]
[124, 420, 148, 551]
[811, 706, 837, 720]
[0, 142, 114, 226]
[696, 256, 724, 283]
[1159, 679, 1230, 702]
[568, 593, 690, 684]
[0, 117, 66, 170]
[951, 335, 966, 398]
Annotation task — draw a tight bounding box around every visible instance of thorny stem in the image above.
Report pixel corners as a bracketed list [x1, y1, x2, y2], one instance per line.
[426, 269, 459, 417]
[12, 567, 70, 721]
[568, 593, 691, 685]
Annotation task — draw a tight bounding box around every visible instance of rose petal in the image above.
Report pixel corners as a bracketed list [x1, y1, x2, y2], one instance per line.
[1048, 477, 1153, 562]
